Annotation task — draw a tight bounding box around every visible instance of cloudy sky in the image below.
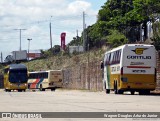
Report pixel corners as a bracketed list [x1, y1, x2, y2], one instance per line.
[0, 0, 106, 60]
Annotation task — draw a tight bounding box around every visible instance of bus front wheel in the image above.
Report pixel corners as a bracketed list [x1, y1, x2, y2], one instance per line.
[104, 82, 110, 94]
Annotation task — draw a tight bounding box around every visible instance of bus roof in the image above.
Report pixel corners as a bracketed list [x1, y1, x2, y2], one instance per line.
[6, 64, 27, 70]
[28, 70, 62, 73]
[105, 44, 154, 54]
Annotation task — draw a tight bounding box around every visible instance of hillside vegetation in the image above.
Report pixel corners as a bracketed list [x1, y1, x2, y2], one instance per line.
[26, 47, 108, 72]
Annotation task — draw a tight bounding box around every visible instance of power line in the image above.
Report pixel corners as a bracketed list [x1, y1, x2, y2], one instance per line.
[0, 14, 95, 29]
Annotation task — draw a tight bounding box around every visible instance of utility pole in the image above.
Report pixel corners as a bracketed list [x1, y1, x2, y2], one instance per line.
[76, 30, 79, 38]
[14, 29, 26, 51]
[50, 16, 53, 49]
[83, 11, 86, 52]
[1, 52, 3, 63]
[76, 30, 79, 45]
[77, 30, 79, 52]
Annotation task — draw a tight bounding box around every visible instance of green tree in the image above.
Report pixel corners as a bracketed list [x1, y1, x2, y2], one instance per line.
[106, 29, 128, 47]
[152, 21, 160, 50]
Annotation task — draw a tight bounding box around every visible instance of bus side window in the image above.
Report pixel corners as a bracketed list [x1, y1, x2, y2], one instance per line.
[115, 51, 119, 64]
[4, 68, 9, 74]
[35, 73, 38, 79]
[45, 72, 48, 78]
[109, 52, 114, 65]
[105, 53, 111, 65]
[117, 49, 121, 63]
[101, 61, 104, 69]
[113, 52, 116, 64]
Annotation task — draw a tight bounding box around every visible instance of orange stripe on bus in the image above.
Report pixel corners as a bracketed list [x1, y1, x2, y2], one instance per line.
[30, 79, 40, 89]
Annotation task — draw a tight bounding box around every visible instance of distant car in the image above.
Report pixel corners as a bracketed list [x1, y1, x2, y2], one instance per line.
[4, 55, 14, 63]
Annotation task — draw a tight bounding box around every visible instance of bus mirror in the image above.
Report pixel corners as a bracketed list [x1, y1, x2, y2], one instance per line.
[101, 61, 104, 69]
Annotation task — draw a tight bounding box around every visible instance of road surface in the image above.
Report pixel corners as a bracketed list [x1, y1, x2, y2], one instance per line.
[0, 89, 160, 121]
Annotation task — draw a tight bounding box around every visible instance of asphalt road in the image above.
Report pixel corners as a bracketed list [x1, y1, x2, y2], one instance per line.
[0, 89, 160, 121]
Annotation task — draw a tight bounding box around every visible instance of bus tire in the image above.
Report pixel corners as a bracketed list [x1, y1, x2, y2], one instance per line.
[18, 89, 22, 92]
[28, 84, 30, 89]
[118, 90, 123, 94]
[145, 90, 150, 95]
[104, 82, 110, 94]
[139, 91, 144, 95]
[106, 89, 110, 94]
[131, 91, 135, 95]
[114, 81, 118, 94]
[5, 89, 8, 92]
[139, 90, 150, 95]
[51, 88, 56, 91]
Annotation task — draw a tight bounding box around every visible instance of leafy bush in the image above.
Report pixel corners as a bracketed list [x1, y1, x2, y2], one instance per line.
[106, 29, 128, 48]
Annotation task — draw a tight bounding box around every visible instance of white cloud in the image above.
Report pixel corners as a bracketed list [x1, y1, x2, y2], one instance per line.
[0, 0, 103, 60]
[68, 0, 91, 14]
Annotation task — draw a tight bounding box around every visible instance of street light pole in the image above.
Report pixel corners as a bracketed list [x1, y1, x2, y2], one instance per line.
[27, 38, 32, 70]
[27, 38, 32, 61]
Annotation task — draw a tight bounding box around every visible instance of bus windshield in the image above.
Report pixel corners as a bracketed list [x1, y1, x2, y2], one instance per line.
[9, 69, 28, 83]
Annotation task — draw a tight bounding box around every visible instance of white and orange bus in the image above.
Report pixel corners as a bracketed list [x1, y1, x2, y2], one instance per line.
[28, 70, 63, 91]
[102, 44, 156, 95]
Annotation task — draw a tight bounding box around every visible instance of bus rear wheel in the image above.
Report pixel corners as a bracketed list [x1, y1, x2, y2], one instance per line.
[51, 88, 56, 91]
[139, 90, 150, 95]
[106, 89, 110, 94]
[131, 91, 135, 95]
[18, 89, 22, 92]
